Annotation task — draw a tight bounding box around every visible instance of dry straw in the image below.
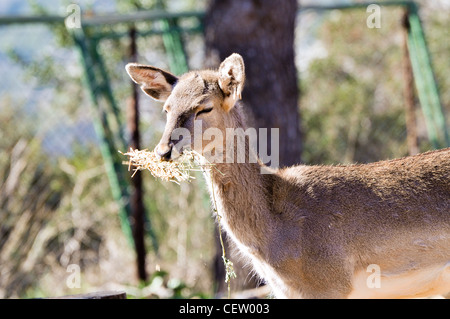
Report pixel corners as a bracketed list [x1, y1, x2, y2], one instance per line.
[119, 148, 217, 184]
[120, 148, 236, 298]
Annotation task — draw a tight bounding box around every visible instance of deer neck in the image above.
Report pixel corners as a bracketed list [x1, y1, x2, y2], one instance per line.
[202, 108, 273, 253]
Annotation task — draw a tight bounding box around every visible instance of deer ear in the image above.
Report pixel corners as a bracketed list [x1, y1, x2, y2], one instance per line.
[125, 63, 178, 101]
[218, 53, 245, 112]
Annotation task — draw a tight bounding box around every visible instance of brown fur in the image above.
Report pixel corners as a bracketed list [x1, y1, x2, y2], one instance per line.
[126, 54, 450, 299]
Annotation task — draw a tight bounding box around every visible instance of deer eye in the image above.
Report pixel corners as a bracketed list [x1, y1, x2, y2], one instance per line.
[196, 107, 213, 117]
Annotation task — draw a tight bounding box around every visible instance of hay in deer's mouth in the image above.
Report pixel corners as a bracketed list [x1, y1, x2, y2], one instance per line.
[119, 148, 215, 184]
[120, 147, 233, 296]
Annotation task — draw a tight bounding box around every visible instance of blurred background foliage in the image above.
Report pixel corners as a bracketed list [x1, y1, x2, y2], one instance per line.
[300, 3, 449, 164]
[300, 7, 409, 164]
[0, 0, 448, 298]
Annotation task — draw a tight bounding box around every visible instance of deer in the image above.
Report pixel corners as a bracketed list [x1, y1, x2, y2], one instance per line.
[126, 53, 450, 299]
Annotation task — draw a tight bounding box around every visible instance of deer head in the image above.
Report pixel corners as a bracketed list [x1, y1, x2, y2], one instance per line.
[126, 53, 246, 162]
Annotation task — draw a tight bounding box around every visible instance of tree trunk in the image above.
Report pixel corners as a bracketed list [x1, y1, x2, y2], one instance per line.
[401, 10, 419, 156]
[204, 0, 302, 167]
[204, 0, 302, 295]
[128, 27, 147, 282]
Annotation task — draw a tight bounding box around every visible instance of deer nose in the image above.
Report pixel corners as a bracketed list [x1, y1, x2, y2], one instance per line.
[156, 143, 172, 161]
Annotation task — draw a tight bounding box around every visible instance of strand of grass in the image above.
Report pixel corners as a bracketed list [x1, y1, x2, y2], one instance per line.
[208, 171, 236, 299]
